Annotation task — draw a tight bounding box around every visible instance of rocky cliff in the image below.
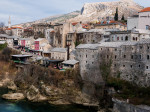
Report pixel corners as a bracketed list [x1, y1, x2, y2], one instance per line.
[70, 0, 143, 22]
[14, 0, 143, 27]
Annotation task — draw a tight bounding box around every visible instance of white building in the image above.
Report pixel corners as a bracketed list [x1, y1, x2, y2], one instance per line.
[127, 7, 150, 30]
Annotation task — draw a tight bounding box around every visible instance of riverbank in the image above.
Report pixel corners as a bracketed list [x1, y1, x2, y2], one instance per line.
[0, 87, 97, 112]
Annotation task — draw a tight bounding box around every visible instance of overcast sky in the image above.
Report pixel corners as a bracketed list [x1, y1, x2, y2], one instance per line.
[0, 0, 149, 25]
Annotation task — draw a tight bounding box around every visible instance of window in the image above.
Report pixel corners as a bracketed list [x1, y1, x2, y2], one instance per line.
[147, 55, 150, 60]
[146, 25, 150, 30]
[148, 46, 150, 50]
[139, 65, 141, 68]
[130, 65, 133, 68]
[107, 55, 109, 59]
[115, 55, 117, 59]
[125, 36, 128, 41]
[124, 55, 126, 58]
[131, 55, 133, 59]
[117, 37, 119, 41]
[140, 46, 142, 49]
[86, 55, 87, 58]
[139, 55, 142, 59]
[114, 64, 116, 67]
[146, 66, 149, 69]
[123, 65, 125, 67]
[86, 61, 87, 63]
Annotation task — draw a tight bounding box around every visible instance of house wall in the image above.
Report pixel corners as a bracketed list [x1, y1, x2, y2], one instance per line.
[35, 41, 39, 50]
[76, 48, 104, 84]
[127, 17, 139, 30]
[50, 52, 67, 60]
[138, 12, 150, 30]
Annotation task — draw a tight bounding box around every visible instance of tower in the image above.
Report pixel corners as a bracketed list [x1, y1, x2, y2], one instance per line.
[8, 16, 11, 28]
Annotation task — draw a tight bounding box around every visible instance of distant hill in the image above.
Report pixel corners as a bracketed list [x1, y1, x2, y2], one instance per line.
[69, 0, 144, 22]
[14, 0, 143, 27]
[13, 11, 80, 27]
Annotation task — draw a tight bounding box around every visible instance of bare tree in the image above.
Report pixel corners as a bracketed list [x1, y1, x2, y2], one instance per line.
[0, 22, 5, 34]
[0, 22, 5, 28]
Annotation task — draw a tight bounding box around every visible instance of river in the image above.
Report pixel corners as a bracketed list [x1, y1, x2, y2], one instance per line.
[0, 88, 94, 112]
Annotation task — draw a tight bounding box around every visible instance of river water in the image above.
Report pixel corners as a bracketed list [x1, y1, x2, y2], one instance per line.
[0, 88, 93, 112]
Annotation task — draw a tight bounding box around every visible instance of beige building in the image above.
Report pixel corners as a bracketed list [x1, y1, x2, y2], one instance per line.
[94, 21, 127, 31]
[50, 48, 67, 60]
[66, 29, 104, 49]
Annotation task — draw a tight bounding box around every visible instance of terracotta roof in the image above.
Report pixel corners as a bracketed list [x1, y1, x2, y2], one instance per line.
[140, 7, 150, 12]
[95, 20, 126, 26]
[5, 28, 12, 30]
[50, 30, 55, 33]
[11, 27, 23, 29]
[72, 22, 78, 26]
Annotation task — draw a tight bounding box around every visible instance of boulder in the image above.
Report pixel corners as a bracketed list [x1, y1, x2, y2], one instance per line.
[2, 93, 25, 100]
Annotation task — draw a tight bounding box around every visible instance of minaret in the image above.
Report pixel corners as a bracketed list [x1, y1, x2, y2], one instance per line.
[8, 16, 11, 28]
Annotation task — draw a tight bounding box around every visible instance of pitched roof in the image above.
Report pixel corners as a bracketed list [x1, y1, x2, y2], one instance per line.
[62, 60, 79, 65]
[140, 7, 150, 13]
[76, 44, 99, 49]
[51, 48, 67, 53]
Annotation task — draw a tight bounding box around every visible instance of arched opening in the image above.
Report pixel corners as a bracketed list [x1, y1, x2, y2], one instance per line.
[125, 36, 128, 41]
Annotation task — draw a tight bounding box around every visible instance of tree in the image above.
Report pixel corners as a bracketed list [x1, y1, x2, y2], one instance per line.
[121, 14, 125, 21]
[114, 7, 118, 21]
[0, 22, 5, 34]
[0, 22, 5, 28]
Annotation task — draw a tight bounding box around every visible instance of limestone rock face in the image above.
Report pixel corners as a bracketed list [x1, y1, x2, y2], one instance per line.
[2, 93, 25, 100]
[26, 85, 48, 102]
[70, 0, 143, 22]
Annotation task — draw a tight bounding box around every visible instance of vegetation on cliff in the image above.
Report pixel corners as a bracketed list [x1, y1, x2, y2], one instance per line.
[99, 53, 150, 106]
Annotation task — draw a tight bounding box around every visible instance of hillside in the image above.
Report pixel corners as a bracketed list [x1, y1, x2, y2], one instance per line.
[14, 0, 143, 27]
[69, 0, 144, 22]
[14, 11, 80, 27]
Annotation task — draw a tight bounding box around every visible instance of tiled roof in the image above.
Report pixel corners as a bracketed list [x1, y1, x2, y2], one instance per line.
[76, 44, 99, 49]
[140, 7, 150, 13]
[51, 48, 67, 53]
[72, 22, 78, 26]
[95, 20, 127, 27]
[62, 60, 79, 65]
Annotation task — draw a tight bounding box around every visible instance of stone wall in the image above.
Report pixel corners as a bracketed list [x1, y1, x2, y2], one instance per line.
[113, 98, 150, 112]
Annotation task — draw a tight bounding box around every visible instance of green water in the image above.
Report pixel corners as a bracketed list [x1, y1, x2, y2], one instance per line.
[0, 88, 94, 112]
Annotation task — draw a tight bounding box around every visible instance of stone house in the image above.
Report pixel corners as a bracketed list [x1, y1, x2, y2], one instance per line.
[50, 48, 67, 60]
[53, 23, 71, 48]
[94, 20, 127, 31]
[18, 38, 34, 48]
[99, 40, 150, 87]
[11, 27, 24, 37]
[32, 23, 53, 38]
[62, 59, 79, 69]
[66, 29, 104, 49]
[109, 30, 150, 42]
[0, 34, 19, 47]
[34, 38, 49, 50]
[76, 44, 104, 84]
[76, 39, 150, 87]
